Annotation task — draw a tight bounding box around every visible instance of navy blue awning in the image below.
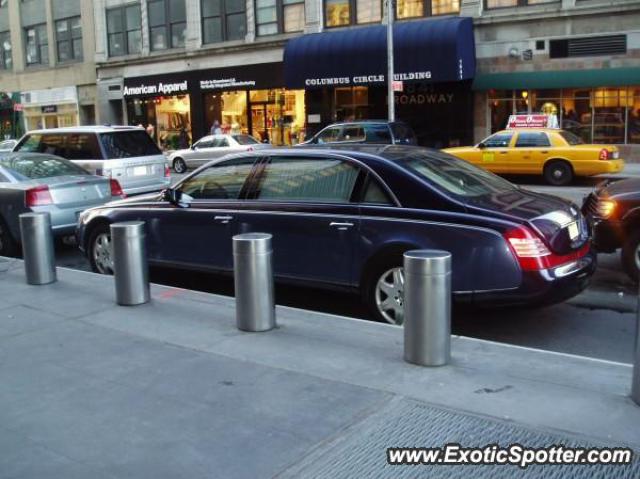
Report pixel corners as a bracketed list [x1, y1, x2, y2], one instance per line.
[284, 17, 475, 89]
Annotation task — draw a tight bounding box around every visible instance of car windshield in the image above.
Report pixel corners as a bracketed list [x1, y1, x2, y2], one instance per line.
[233, 134, 259, 145]
[396, 150, 517, 198]
[558, 130, 584, 145]
[1, 155, 89, 180]
[99, 131, 162, 159]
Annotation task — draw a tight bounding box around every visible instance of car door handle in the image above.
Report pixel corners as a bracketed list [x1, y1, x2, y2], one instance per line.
[330, 221, 354, 230]
[214, 215, 233, 224]
[541, 150, 549, 154]
[499, 151, 508, 154]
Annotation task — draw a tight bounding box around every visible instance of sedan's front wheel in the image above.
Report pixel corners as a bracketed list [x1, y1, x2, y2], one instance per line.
[365, 261, 406, 325]
[88, 225, 114, 275]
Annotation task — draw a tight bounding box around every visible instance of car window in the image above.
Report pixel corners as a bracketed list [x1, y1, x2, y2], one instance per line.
[195, 139, 214, 149]
[15, 134, 42, 153]
[233, 134, 259, 145]
[38, 134, 67, 156]
[340, 126, 366, 142]
[396, 149, 517, 198]
[316, 126, 341, 144]
[0, 170, 9, 182]
[0, 140, 15, 150]
[1, 154, 89, 179]
[65, 134, 102, 160]
[256, 156, 360, 203]
[99, 131, 162, 159]
[390, 123, 416, 144]
[558, 130, 584, 145]
[362, 177, 394, 205]
[365, 125, 392, 144]
[483, 132, 513, 148]
[515, 132, 551, 147]
[178, 158, 255, 200]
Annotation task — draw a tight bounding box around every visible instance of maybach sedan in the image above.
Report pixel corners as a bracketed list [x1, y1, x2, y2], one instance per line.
[77, 146, 595, 324]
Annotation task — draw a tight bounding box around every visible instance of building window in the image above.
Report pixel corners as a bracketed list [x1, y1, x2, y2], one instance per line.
[255, 0, 304, 35]
[24, 24, 48, 66]
[486, 0, 555, 8]
[325, 0, 381, 27]
[148, 0, 186, 50]
[56, 17, 82, 62]
[396, 0, 459, 18]
[202, 0, 247, 43]
[106, 5, 142, 56]
[0, 31, 11, 70]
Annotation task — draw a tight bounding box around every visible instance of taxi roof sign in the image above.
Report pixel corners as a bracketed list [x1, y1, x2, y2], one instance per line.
[506, 114, 559, 129]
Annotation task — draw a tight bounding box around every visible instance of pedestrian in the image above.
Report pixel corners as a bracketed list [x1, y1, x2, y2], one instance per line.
[146, 123, 155, 139]
[178, 128, 189, 149]
[211, 120, 222, 135]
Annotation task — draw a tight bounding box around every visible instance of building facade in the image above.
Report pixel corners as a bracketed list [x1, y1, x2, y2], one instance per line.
[0, 0, 97, 138]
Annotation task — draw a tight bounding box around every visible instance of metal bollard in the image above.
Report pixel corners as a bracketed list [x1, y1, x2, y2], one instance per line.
[233, 233, 276, 332]
[110, 221, 150, 306]
[19, 212, 56, 285]
[632, 259, 640, 405]
[403, 250, 451, 367]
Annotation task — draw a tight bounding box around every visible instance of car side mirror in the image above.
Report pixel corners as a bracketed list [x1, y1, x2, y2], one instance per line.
[477, 142, 486, 149]
[191, 145, 197, 150]
[163, 188, 191, 208]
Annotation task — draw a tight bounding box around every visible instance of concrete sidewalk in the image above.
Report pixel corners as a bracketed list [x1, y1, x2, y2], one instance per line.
[0, 259, 638, 478]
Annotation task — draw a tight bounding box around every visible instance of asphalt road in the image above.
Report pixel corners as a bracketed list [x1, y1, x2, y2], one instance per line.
[52, 172, 638, 364]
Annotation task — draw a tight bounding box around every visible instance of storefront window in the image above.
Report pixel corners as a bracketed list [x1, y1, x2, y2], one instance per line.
[487, 87, 640, 144]
[106, 5, 142, 56]
[334, 87, 371, 121]
[127, 95, 191, 150]
[202, 0, 247, 43]
[432, 0, 460, 15]
[356, 0, 382, 23]
[397, 0, 422, 18]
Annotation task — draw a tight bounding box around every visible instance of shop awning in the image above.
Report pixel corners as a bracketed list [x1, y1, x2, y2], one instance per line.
[472, 67, 640, 90]
[283, 17, 475, 89]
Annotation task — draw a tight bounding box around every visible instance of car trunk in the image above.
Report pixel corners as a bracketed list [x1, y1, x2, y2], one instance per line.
[30, 175, 111, 207]
[464, 187, 589, 255]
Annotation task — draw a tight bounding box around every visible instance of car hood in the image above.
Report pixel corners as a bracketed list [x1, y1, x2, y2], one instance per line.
[598, 177, 640, 199]
[106, 191, 162, 206]
[464, 187, 587, 255]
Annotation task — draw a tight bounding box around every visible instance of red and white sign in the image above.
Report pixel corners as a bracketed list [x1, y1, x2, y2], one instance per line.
[13, 103, 23, 112]
[392, 81, 404, 92]
[506, 114, 558, 129]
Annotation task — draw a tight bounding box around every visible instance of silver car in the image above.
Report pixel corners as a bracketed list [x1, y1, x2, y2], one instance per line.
[169, 134, 271, 173]
[13, 126, 171, 195]
[0, 153, 124, 256]
[0, 139, 18, 158]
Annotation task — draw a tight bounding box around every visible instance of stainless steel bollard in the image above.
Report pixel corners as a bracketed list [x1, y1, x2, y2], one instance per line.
[233, 233, 276, 332]
[111, 221, 150, 306]
[19, 212, 56, 285]
[632, 265, 640, 405]
[403, 250, 451, 367]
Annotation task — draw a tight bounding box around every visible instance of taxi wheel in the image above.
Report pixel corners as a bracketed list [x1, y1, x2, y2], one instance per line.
[543, 161, 573, 186]
[621, 230, 640, 283]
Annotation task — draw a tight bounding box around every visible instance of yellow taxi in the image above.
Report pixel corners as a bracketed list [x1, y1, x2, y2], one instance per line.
[444, 128, 625, 186]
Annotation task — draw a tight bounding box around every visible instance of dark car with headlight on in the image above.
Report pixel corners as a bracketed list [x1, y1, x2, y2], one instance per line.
[77, 145, 595, 324]
[583, 177, 640, 282]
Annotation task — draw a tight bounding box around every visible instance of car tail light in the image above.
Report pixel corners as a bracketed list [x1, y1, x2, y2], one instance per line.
[109, 179, 126, 198]
[598, 148, 610, 161]
[164, 165, 171, 177]
[25, 185, 53, 207]
[504, 226, 589, 271]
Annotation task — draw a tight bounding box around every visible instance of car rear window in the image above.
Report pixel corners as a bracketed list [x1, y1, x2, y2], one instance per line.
[1, 155, 89, 179]
[390, 123, 417, 145]
[99, 131, 162, 159]
[558, 130, 584, 145]
[396, 149, 517, 198]
[233, 134, 259, 145]
[365, 125, 392, 143]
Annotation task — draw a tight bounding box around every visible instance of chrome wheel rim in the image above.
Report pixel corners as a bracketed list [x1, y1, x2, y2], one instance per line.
[93, 232, 113, 274]
[375, 267, 405, 325]
[174, 159, 185, 173]
[553, 168, 564, 179]
[634, 243, 640, 271]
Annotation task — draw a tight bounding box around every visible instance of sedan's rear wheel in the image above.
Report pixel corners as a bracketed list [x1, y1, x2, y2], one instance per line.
[173, 157, 187, 174]
[89, 225, 114, 275]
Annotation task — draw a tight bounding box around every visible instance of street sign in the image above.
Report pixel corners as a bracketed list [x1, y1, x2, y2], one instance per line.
[392, 81, 404, 92]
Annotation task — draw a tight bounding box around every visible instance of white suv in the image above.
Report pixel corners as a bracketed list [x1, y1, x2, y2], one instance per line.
[13, 126, 170, 195]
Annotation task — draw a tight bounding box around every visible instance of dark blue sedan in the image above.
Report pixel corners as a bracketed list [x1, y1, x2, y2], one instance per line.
[77, 146, 595, 324]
